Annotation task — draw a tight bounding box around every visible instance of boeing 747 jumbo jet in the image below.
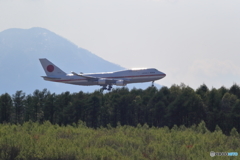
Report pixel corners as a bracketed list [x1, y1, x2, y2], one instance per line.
[39, 58, 166, 91]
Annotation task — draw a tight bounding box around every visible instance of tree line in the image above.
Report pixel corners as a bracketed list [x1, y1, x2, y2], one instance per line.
[0, 83, 240, 135]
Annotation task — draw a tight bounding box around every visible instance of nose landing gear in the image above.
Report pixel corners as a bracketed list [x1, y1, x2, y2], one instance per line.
[152, 81, 155, 87]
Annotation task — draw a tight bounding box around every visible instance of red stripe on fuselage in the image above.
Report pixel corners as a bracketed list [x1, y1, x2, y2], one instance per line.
[49, 74, 165, 82]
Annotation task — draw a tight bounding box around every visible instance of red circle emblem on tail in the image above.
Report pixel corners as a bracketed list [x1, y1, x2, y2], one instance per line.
[47, 65, 54, 72]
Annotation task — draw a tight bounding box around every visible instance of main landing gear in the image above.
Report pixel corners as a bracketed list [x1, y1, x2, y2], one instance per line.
[100, 85, 112, 92]
[107, 85, 112, 91]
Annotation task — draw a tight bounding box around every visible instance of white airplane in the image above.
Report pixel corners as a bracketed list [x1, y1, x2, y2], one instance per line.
[39, 58, 166, 91]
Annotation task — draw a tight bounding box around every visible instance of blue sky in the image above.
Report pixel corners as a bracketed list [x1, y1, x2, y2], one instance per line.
[0, 0, 240, 89]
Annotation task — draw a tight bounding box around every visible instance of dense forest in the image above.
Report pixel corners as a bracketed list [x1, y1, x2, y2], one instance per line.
[0, 83, 240, 135]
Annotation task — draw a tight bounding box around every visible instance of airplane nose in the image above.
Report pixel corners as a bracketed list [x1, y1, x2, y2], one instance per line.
[161, 72, 166, 77]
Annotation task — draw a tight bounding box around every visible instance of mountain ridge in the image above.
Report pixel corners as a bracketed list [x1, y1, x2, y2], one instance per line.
[0, 27, 160, 94]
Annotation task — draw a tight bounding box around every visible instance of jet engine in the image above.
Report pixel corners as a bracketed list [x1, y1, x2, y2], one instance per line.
[98, 79, 106, 85]
[116, 80, 126, 86]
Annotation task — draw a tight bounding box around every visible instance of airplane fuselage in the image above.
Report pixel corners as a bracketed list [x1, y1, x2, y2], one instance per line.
[39, 58, 166, 91]
[42, 68, 165, 86]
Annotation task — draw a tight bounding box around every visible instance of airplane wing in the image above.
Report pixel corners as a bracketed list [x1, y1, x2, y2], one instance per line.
[71, 71, 98, 80]
[71, 71, 130, 85]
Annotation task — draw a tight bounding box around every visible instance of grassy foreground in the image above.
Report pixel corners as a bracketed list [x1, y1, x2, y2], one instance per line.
[0, 121, 239, 160]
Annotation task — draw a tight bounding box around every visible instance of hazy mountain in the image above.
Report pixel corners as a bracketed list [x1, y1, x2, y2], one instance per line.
[0, 27, 160, 94]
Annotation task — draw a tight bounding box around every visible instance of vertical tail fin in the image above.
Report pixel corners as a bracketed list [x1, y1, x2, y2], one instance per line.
[39, 58, 66, 77]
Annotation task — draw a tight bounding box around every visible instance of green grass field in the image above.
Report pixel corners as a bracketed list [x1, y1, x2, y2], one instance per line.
[0, 121, 239, 160]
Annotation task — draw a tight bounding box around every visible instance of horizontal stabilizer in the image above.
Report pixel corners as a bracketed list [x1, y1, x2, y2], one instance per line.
[41, 76, 61, 80]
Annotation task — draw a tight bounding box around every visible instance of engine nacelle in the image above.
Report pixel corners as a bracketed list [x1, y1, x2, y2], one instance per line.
[98, 79, 106, 85]
[116, 80, 126, 86]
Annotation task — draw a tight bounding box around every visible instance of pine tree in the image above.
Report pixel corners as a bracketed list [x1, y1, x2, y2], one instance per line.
[12, 90, 25, 124]
[0, 93, 13, 123]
